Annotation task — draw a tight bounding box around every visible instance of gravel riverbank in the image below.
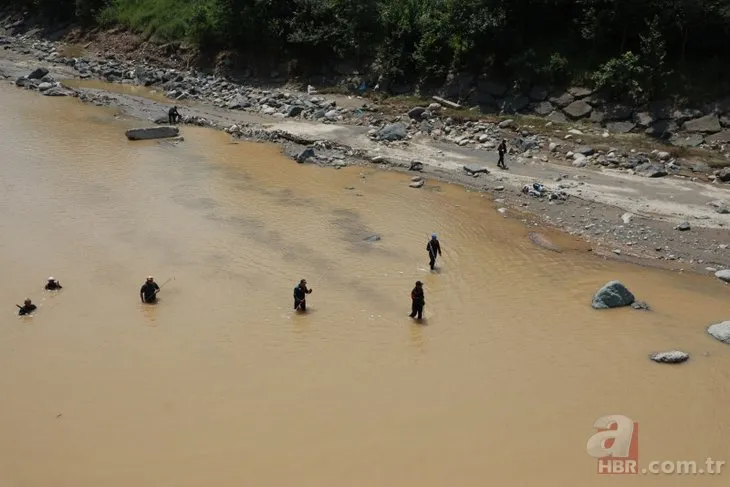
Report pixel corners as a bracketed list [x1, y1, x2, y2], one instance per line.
[1, 30, 729, 278]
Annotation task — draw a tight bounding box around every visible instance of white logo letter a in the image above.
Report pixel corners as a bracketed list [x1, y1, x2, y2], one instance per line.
[586, 415, 634, 458]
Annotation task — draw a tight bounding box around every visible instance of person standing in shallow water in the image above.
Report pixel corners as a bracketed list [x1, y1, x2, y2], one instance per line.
[140, 276, 160, 304]
[17, 298, 37, 316]
[44, 277, 62, 290]
[426, 234, 442, 270]
[294, 279, 313, 311]
[409, 281, 425, 320]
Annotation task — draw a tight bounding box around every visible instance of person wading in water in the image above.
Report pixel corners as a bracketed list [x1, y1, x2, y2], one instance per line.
[409, 281, 425, 320]
[140, 276, 160, 304]
[426, 233, 442, 270]
[293, 279, 313, 311]
[17, 298, 37, 316]
[44, 277, 62, 290]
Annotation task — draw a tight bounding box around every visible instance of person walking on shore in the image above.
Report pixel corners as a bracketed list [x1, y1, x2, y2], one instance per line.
[426, 233, 442, 270]
[497, 139, 508, 169]
[409, 281, 425, 320]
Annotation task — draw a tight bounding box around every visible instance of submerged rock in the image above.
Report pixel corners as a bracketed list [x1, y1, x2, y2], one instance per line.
[528, 232, 561, 252]
[125, 126, 179, 140]
[409, 179, 424, 188]
[591, 281, 635, 309]
[707, 321, 730, 344]
[649, 350, 689, 364]
[42, 87, 73, 97]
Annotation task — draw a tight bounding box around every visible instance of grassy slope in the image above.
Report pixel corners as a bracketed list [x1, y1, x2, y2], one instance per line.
[98, 0, 211, 41]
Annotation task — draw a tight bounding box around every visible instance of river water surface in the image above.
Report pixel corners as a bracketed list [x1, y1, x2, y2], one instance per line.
[1, 84, 729, 487]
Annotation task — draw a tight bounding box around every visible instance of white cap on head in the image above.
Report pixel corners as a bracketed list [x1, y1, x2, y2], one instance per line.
[147, 276, 154, 280]
[48, 277, 54, 281]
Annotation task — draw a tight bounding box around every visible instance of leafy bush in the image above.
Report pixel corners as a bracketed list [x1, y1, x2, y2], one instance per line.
[98, 0, 213, 41]
[591, 51, 645, 102]
[7, 0, 730, 101]
[543, 52, 570, 85]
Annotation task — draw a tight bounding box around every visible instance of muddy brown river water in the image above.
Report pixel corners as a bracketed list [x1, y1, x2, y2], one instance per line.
[1, 83, 729, 487]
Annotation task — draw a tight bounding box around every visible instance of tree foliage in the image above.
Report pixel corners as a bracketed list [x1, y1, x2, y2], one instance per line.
[3, 0, 730, 97]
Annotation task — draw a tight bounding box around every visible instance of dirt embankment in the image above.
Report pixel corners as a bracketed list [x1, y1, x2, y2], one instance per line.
[1, 25, 729, 278]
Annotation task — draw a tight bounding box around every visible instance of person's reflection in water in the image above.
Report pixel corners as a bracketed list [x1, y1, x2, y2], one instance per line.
[141, 303, 159, 327]
[409, 321, 426, 351]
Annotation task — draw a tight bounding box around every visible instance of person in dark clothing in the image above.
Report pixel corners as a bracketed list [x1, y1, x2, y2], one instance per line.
[17, 298, 37, 316]
[426, 233, 442, 270]
[140, 276, 160, 304]
[168, 106, 180, 124]
[497, 139, 507, 169]
[45, 277, 62, 290]
[293, 279, 313, 311]
[409, 281, 425, 320]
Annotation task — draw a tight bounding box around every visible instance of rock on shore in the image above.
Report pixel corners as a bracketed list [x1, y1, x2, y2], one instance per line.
[6, 32, 730, 188]
[4, 32, 730, 175]
[716, 269, 730, 283]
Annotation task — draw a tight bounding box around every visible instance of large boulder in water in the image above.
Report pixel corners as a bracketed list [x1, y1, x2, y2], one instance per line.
[591, 281, 635, 309]
[125, 126, 179, 140]
[707, 321, 730, 344]
[649, 350, 689, 364]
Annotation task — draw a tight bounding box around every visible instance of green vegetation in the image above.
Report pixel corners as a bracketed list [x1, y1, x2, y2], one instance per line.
[3, 0, 730, 101]
[97, 0, 206, 41]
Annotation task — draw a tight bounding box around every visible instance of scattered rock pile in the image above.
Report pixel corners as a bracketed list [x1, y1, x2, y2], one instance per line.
[5, 35, 730, 184]
[14, 67, 75, 97]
